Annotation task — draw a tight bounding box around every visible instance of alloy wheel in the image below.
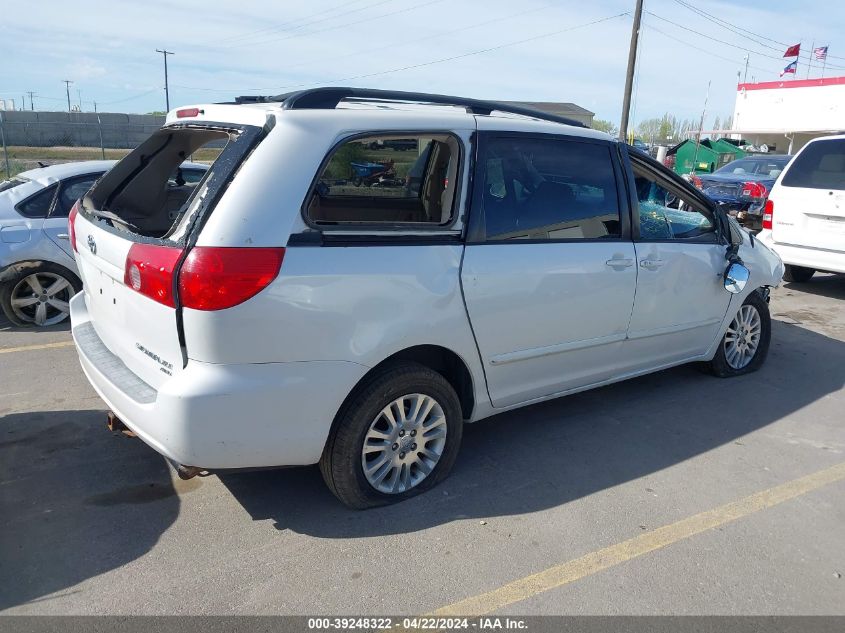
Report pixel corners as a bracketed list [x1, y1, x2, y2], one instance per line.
[361, 393, 447, 494]
[724, 304, 762, 370]
[10, 272, 74, 326]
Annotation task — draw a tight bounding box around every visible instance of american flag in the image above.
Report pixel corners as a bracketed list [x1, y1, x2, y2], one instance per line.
[814, 46, 829, 61]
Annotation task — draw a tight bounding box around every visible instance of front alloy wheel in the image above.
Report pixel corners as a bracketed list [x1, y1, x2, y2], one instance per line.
[723, 304, 762, 370]
[706, 291, 771, 377]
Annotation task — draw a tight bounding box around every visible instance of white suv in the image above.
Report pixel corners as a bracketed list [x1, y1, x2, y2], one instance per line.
[69, 88, 783, 508]
[758, 134, 845, 281]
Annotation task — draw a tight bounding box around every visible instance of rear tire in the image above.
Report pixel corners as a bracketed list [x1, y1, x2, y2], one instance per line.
[0, 263, 81, 327]
[319, 361, 463, 510]
[706, 291, 771, 378]
[783, 265, 815, 283]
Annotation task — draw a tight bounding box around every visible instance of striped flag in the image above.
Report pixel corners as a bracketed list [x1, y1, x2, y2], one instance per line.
[780, 60, 798, 77]
[814, 46, 829, 61]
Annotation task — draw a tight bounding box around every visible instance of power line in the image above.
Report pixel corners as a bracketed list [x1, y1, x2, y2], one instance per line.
[672, 0, 845, 65]
[268, 12, 629, 92]
[642, 20, 771, 76]
[98, 88, 161, 106]
[174, 1, 561, 93]
[173, 11, 627, 97]
[225, 0, 444, 49]
[219, 0, 389, 45]
[645, 10, 845, 71]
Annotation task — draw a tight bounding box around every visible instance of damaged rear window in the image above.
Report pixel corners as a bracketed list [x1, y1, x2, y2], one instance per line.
[83, 123, 261, 243]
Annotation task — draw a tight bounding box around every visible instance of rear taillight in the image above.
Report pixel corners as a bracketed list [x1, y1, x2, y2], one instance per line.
[68, 202, 79, 253]
[691, 175, 703, 189]
[124, 244, 285, 310]
[178, 247, 285, 311]
[176, 108, 202, 118]
[124, 243, 183, 307]
[741, 181, 768, 198]
[762, 199, 774, 230]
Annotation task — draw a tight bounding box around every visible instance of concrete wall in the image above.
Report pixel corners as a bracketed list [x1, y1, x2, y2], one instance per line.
[0, 111, 165, 149]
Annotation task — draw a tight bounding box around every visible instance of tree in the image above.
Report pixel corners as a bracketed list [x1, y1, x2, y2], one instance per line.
[592, 119, 618, 136]
[712, 116, 721, 135]
[636, 117, 662, 141]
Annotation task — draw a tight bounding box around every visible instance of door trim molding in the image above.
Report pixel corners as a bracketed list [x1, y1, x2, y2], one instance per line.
[489, 332, 627, 366]
[627, 317, 722, 341]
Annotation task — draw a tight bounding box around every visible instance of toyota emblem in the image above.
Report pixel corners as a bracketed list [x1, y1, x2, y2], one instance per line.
[87, 234, 97, 255]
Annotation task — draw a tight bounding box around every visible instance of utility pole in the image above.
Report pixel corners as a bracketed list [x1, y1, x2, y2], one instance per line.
[743, 54, 749, 83]
[63, 80, 73, 112]
[26, 91, 34, 110]
[77, 89, 82, 112]
[619, 0, 644, 142]
[93, 101, 98, 113]
[155, 49, 175, 111]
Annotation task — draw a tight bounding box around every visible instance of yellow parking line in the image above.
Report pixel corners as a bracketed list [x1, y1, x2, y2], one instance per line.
[433, 461, 845, 616]
[0, 341, 74, 354]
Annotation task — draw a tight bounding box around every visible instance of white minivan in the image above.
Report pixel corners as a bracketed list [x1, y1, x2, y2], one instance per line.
[69, 88, 784, 508]
[758, 134, 845, 281]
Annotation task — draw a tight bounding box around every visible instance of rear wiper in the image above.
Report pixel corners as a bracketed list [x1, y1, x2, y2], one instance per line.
[88, 208, 141, 232]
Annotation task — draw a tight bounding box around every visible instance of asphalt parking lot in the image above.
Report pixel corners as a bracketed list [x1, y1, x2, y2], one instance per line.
[2, 276, 844, 616]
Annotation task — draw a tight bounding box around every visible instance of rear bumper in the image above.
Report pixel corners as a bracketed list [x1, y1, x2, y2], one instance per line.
[69, 293, 369, 469]
[757, 231, 845, 274]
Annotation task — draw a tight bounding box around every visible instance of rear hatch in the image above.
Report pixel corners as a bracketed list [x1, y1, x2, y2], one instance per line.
[71, 115, 266, 389]
[772, 138, 845, 253]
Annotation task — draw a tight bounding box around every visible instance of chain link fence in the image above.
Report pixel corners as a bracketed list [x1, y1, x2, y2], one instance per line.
[1, 111, 166, 177]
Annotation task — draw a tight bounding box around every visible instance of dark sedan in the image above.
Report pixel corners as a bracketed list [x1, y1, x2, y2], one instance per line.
[692, 154, 792, 231]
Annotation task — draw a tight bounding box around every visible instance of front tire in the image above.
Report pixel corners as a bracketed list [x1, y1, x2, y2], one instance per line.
[320, 361, 463, 509]
[0, 264, 81, 327]
[707, 291, 771, 377]
[783, 265, 815, 283]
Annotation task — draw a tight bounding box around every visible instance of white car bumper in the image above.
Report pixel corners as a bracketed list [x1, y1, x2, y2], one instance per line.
[70, 292, 368, 469]
[757, 230, 845, 274]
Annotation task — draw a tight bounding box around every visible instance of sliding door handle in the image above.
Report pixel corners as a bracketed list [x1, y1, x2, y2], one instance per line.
[639, 258, 665, 270]
[605, 257, 634, 270]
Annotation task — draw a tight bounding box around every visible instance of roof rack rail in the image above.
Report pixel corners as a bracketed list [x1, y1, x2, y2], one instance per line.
[249, 87, 586, 128]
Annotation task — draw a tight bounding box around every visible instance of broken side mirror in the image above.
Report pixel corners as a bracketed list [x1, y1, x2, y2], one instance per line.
[724, 262, 749, 294]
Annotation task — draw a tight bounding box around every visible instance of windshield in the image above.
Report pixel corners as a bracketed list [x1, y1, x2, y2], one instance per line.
[715, 157, 790, 177]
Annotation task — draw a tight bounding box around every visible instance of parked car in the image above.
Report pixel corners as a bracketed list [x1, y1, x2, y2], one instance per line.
[68, 88, 783, 509]
[691, 154, 792, 232]
[0, 161, 208, 326]
[629, 138, 650, 153]
[758, 135, 845, 282]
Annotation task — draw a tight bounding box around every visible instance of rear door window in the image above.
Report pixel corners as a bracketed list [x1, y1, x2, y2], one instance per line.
[306, 134, 461, 226]
[52, 174, 102, 217]
[782, 139, 845, 190]
[478, 135, 622, 241]
[15, 184, 58, 218]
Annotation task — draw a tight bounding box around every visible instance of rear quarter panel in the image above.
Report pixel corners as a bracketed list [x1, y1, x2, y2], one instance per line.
[181, 244, 488, 412]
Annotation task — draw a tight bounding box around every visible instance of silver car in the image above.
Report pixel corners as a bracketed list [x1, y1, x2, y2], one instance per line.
[68, 88, 784, 508]
[0, 160, 207, 326]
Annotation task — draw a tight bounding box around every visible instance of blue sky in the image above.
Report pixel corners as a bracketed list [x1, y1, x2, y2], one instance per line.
[1, 0, 842, 129]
